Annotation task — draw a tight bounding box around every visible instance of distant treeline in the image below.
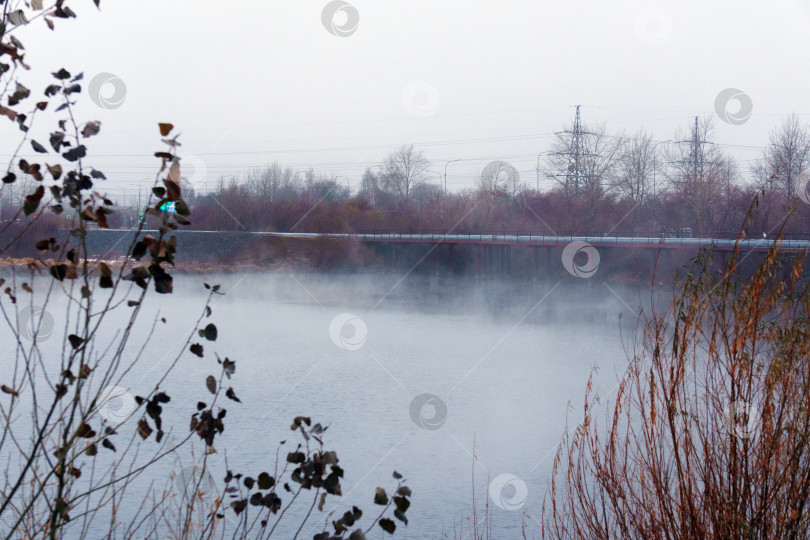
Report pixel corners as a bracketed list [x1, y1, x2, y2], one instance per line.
[185, 114, 810, 237]
[4, 113, 810, 246]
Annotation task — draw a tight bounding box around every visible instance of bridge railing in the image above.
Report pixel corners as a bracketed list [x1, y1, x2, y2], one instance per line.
[76, 227, 810, 243]
[355, 229, 810, 238]
[76, 228, 810, 249]
[328, 231, 810, 251]
[350, 229, 810, 241]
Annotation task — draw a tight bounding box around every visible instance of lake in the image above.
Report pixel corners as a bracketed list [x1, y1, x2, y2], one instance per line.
[0, 271, 651, 538]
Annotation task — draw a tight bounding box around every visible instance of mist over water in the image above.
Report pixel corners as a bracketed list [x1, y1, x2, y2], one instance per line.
[0, 270, 656, 537]
[213, 273, 653, 537]
[160, 272, 648, 537]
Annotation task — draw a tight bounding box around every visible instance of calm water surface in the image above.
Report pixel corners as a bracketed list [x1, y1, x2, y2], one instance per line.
[1, 271, 650, 538]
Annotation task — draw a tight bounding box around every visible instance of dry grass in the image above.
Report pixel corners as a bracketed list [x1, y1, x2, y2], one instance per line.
[543, 225, 810, 538]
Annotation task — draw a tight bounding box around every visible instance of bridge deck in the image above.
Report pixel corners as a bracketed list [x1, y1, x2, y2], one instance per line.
[258, 232, 809, 253]
[81, 230, 810, 254]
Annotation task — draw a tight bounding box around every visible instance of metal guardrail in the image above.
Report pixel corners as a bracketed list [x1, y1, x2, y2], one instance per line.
[351, 229, 810, 240]
[82, 229, 810, 251]
[258, 232, 810, 251]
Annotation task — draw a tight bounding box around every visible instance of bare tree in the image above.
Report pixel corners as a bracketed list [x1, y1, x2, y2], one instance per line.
[304, 174, 349, 202]
[663, 116, 736, 232]
[249, 164, 276, 201]
[752, 114, 810, 198]
[473, 162, 519, 229]
[243, 162, 301, 202]
[476, 161, 520, 197]
[180, 178, 196, 205]
[380, 144, 430, 201]
[360, 167, 380, 206]
[615, 129, 655, 204]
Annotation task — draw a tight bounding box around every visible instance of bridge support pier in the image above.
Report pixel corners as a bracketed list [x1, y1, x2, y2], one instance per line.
[483, 245, 488, 279]
[506, 245, 512, 276]
[718, 250, 728, 271]
[497, 245, 511, 277]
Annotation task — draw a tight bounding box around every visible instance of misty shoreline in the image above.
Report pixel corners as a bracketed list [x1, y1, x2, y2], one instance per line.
[0, 253, 668, 287]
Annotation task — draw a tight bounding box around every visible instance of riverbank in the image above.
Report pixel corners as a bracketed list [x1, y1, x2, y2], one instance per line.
[1, 226, 780, 286]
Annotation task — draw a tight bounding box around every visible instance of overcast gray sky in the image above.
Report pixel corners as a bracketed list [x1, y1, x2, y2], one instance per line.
[6, 0, 810, 201]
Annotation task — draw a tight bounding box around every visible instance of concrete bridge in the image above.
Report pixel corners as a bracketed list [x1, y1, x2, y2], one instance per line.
[77, 229, 808, 279]
[259, 232, 810, 252]
[264, 232, 808, 278]
[79, 228, 810, 252]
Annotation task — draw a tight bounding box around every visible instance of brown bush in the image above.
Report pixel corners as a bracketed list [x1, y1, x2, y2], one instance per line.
[543, 221, 810, 538]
